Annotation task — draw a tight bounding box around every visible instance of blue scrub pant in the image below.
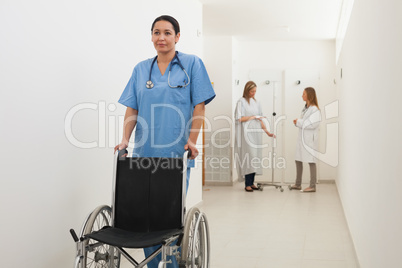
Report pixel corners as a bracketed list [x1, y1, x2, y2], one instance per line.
[143, 168, 191, 268]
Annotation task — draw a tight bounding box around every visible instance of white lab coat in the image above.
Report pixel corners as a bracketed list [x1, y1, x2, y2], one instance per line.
[295, 105, 321, 163]
[234, 97, 264, 181]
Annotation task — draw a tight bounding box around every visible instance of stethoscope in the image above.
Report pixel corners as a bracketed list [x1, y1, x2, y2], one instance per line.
[146, 51, 190, 89]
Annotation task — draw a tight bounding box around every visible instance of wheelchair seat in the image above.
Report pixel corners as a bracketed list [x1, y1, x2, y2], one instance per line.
[87, 226, 182, 248]
[87, 156, 185, 248]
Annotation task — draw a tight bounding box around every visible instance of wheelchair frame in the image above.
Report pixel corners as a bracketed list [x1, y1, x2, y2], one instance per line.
[70, 151, 210, 268]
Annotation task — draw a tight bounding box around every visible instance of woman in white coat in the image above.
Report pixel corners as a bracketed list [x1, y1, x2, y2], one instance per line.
[235, 81, 275, 192]
[290, 87, 321, 192]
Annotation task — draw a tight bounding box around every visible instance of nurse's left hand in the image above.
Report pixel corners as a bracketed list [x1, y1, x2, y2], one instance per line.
[184, 143, 198, 160]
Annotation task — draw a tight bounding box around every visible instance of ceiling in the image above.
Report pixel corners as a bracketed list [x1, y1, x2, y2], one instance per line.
[199, 0, 344, 41]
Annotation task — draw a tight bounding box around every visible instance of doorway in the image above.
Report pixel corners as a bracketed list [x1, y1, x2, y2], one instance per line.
[248, 69, 320, 184]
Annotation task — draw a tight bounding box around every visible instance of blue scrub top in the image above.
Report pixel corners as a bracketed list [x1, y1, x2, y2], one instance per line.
[118, 51, 215, 161]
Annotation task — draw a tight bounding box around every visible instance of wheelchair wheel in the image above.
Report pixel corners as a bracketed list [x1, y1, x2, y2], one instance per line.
[82, 205, 120, 268]
[180, 207, 210, 267]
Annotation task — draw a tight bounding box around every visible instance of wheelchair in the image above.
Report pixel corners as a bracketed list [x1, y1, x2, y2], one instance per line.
[70, 150, 210, 268]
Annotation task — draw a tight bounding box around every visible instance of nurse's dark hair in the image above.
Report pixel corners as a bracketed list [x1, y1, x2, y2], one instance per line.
[243, 81, 257, 103]
[304, 87, 320, 109]
[151, 15, 180, 34]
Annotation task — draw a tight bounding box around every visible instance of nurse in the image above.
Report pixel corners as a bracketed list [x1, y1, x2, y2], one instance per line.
[234, 81, 275, 192]
[114, 15, 215, 268]
[290, 87, 321, 192]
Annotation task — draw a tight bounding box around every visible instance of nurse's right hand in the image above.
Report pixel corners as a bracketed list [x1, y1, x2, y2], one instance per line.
[114, 141, 128, 154]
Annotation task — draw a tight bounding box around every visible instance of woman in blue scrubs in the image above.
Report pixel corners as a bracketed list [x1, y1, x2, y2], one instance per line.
[114, 15, 215, 268]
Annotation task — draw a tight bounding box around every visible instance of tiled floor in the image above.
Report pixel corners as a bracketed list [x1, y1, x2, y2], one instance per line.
[120, 182, 359, 267]
[200, 182, 359, 268]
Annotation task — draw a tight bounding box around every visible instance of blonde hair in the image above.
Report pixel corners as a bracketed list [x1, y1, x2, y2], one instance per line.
[242, 81, 257, 104]
[304, 87, 319, 109]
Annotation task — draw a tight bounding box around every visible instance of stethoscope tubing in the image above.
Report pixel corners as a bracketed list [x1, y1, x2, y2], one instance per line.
[146, 51, 190, 89]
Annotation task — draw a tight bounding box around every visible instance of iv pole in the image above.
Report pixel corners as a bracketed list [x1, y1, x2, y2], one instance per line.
[257, 80, 284, 192]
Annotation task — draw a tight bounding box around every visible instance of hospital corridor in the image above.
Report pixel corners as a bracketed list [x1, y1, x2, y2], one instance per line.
[200, 183, 358, 267]
[120, 182, 358, 268]
[1, 0, 402, 268]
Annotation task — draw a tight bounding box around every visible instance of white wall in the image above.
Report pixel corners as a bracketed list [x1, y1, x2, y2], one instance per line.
[0, 1, 204, 267]
[203, 36, 233, 183]
[234, 40, 338, 111]
[336, 0, 402, 267]
[203, 36, 233, 132]
[234, 40, 338, 182]
[203, 39, 338, 182]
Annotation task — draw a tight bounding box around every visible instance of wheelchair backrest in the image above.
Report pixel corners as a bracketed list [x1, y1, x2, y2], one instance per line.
[113, 156, 184, 233]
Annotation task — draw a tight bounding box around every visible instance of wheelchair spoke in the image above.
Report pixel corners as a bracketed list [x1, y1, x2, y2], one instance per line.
[187, 214, 203, 267]
[82, 205, 120, 268]
[190, 216, 209, 267]
[181, 207, 209, 268]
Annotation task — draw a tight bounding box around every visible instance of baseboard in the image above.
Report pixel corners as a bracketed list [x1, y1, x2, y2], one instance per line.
[204, 179, 335, 185]
[204, 181, 233, 186]
[189, 200, 203, 209]
[271, 178, 336, 184]
[317, 179, 335, 184]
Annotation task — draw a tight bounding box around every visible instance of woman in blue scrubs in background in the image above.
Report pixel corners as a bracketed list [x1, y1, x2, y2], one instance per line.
[114, 15, 215, 268]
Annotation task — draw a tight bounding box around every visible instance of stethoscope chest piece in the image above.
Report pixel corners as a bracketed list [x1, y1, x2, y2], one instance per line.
[146, 80, 154, 89]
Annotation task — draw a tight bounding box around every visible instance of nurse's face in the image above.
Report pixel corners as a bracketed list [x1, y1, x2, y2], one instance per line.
[152, 20, 180, 55]
[249, 87, 257, 98]
[302, 90, 308, 102]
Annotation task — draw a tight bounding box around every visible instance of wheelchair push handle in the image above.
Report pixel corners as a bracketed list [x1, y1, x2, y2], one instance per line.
[118, 149, 128, 159]
[186, 149, 192, 159]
